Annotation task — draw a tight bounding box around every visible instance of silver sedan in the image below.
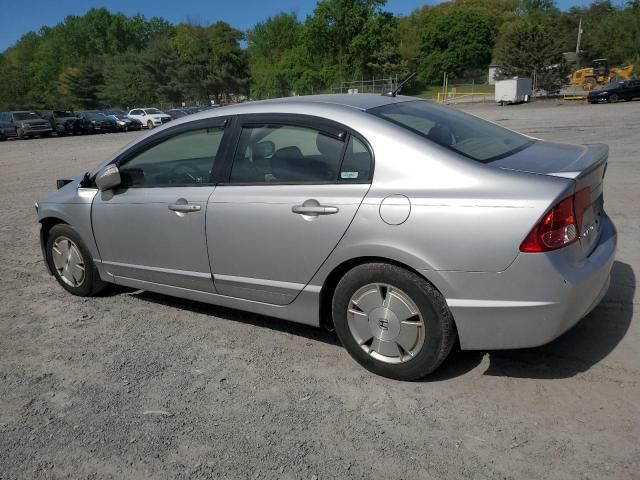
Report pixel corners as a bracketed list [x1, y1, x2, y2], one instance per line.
[35, 94, 616, 380]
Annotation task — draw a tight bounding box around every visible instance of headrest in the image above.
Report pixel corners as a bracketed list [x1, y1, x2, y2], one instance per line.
[316, 133, 342, 157]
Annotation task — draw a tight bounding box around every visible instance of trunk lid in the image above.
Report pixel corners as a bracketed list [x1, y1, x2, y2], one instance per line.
[491, 141, 608, 256]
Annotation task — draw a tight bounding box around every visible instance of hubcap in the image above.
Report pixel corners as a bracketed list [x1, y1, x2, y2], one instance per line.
[347, 283, 425, 364]
[52, 236, 85, 287]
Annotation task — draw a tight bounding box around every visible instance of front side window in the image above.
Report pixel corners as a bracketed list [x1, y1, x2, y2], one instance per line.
[230, 124, 345, 183]
[119, 127, 225, 187]
[369, 100, 533, 163]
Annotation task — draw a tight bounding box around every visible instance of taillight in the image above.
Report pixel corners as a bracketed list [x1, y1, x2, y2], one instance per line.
[520, 188, 591, 253]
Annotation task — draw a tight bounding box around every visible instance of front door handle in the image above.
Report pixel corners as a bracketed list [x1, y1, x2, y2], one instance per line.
[168, 203, 201, 213]
[292, 205, 339, 215]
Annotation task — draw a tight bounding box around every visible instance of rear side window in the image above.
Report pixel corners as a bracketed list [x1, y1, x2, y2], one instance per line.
[230, 124, 345, 184]
[369, 100, 533, 163]
[339, 136, 372, 182]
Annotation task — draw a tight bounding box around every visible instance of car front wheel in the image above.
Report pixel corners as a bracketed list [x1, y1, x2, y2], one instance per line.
[609, 94, 619, 103]
[332, 263, 456, 380]
[147, 120, 154, 129]
[46, 224, 108, 296]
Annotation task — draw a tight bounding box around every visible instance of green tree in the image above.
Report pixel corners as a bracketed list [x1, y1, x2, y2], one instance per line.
[58, 62, 104, 109]
[304, 0, 398, 87]
[205, 22, 248, 102]
[494, 18, 569, 94]
[247, 13, 304, 98]
[419, 9, 496, 83]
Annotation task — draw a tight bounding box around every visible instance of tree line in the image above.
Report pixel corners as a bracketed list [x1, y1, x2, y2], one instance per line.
[0, 0, 638, 110]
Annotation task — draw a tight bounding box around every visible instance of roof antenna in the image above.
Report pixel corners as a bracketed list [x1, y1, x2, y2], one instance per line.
[382, 72, 417, 97]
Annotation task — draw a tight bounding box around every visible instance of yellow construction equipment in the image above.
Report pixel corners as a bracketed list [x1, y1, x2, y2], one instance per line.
[568, 59, 634, 90]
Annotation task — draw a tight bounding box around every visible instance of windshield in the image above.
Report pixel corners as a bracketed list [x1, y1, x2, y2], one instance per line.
[87, 112, 107, 120]
[369, 100, 533, 163]
[145, 108, 162, 115]
[14, 112, 41, 121]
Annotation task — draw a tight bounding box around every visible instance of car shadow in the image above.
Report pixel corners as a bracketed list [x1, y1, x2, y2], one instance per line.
[129, 290, 340, 346]
[116, 261, 633, 381]
[429, 260, 635, 381]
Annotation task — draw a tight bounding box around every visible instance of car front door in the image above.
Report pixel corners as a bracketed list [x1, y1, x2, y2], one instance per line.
[92, 117, 231, 292]
[207, 114, 373, 305]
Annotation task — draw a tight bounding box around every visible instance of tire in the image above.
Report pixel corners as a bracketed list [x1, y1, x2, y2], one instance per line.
[16, 127, 24, 139]
[147, 120, 154, 129]
[332, 263, 456, 380]
[46, 224, 108, 297]
[609, 94, 619, 103]
[583, 77, 597, 90]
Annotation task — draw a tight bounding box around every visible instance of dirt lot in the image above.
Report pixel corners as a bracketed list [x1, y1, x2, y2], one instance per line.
[1, 100, 638, 479]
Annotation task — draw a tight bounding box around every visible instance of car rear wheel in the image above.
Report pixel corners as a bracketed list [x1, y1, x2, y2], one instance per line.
[147, 120, 154, 129]
[332, 263, 456, 380]
[46, 224, 108, 297]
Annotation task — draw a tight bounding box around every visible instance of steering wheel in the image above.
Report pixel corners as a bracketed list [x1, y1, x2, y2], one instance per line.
[170, 164, 202, 184]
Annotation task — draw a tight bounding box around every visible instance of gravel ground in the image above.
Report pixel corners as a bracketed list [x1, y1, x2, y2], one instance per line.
[0, 100, 638, 479]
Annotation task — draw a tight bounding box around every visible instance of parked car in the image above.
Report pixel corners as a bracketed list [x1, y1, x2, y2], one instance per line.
[105, 111, 142, 132]
[166, 109, 189, 120]
[127, 108, 171, 129]
[0, 112, 17, 140]
[35, 94, 616, 380]
[39, 110, 82, 136]
[588, 78, 640, 103]
[0, 111, 53, 139]
[76, 111, 118, 133]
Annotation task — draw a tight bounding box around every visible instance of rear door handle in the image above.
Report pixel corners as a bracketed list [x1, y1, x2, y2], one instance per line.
[292, 205, 339, 215]
[168, 204, 201, 213]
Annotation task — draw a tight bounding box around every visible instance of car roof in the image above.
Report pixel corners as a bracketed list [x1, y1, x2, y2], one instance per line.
[252, 94, 416, 111]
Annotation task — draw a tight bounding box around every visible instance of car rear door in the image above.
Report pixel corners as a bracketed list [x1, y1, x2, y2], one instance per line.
[92, 117, 231, 292]
[206, 114, 373, 305]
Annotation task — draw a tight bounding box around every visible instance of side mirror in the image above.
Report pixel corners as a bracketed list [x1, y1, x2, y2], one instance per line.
[95, 165, 121, 191]
[140, 112, 146, 116]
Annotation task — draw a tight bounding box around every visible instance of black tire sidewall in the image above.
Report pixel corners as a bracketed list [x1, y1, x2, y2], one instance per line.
[46, 224, 100, 296]
[332, 263, 454, 381]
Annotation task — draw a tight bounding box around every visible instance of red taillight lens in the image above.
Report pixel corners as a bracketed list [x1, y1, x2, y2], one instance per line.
[520, 188, 591, 253]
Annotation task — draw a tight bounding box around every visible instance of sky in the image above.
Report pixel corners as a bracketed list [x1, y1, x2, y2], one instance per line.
[0, 0, 592, 52]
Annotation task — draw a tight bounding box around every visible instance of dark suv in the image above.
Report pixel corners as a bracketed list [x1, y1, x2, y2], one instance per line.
[0, 111, 53, 139]
[39, 110, 82, 136]
[76, 111, 118, 133]
[588, 79, 640, 103]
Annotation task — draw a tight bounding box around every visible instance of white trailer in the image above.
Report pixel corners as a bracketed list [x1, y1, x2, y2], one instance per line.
[495, 77, 532, 105]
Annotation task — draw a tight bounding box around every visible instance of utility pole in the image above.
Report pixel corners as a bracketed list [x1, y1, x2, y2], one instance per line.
[575, 16, 583, 63]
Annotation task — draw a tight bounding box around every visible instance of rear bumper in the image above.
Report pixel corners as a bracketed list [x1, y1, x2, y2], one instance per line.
[435, 214, 617, 350]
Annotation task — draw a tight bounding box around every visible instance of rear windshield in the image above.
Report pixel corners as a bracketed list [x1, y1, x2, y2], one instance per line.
[368, 100, 533, 163]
